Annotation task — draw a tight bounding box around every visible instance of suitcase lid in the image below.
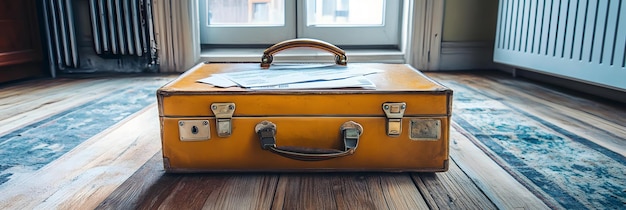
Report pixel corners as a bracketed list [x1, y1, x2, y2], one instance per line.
[158, 63, 452, 117]
[159, 63, 450, 94]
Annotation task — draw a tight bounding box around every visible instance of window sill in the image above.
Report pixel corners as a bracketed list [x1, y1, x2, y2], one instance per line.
[200, 48, 405, 64]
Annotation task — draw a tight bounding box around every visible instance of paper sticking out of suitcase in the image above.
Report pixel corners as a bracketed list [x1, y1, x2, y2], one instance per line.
[157, 39, 453, 172]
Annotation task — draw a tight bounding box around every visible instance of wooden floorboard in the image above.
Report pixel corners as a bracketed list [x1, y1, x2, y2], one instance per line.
[99, 151, 280, 210]
[96, 151, 168, 209]
[273, 173, 429, 209]
[412, 162, 497, 210]
[2, 71, 623, 209]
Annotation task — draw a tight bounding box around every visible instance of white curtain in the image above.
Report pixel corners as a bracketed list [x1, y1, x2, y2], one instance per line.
[152, 0, 200, 73]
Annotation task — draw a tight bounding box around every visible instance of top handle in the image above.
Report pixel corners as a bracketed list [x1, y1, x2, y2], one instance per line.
[261, 38, 347, 69]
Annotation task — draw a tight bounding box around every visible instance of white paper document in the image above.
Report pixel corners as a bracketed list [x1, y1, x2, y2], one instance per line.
[196, 65, 382, 89]
[197, 75, 238, 87]
[249, 76, 376, 90]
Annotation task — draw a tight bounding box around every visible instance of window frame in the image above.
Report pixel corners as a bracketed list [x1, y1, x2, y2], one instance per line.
[199, 0, 296, 44]
[199, 0, 402, 47]
[297, 0, 401, 46]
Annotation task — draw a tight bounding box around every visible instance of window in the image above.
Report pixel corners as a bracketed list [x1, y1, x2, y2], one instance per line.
[199, 0, 402, 47]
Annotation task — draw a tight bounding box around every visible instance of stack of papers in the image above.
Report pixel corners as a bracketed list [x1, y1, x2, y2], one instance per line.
[197, 64, 383, 90]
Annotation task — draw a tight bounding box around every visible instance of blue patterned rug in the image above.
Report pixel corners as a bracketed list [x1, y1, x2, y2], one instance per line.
[0, 84, 161, 185]
[443, 81, 626, 209]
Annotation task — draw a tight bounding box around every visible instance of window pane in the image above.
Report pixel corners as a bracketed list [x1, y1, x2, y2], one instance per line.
[306, 0, 384, 26]
[207, 0, 284, 26]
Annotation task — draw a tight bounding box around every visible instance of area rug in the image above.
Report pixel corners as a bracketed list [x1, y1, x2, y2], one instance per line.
[443, 81, 626, 209]
[0, 84, 162, 185]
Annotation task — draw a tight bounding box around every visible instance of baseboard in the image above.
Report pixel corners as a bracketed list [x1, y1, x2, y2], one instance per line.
[507, 68, 626, 104]
[0, 62, 45, 84]
[438, 41, 497, 70]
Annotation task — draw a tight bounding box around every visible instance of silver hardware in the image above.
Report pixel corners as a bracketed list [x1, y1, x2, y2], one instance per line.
[211, 102, 236, 137]
[410, 119, 441, 141]
[382, 102, 406, 137]
[178, 120, 210, 141]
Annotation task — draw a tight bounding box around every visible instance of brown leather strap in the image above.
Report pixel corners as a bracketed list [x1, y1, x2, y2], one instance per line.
[255, 120, 362, 161]
[260, 38, 347, 69]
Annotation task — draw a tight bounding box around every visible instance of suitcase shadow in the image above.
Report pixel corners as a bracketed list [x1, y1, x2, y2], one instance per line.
[96, 153, 438, 209]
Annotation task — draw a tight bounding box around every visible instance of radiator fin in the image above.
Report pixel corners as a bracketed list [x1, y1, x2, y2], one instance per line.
[43, 0, 79, 68]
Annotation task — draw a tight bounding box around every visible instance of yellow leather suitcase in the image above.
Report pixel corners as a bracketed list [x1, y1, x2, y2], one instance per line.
[157, 39, 453, 172]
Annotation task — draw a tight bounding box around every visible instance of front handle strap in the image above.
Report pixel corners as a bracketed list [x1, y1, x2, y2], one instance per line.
[255, 120, 363, 161]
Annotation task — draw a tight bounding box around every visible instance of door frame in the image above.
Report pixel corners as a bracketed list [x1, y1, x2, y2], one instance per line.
[407, 0, 444, 71]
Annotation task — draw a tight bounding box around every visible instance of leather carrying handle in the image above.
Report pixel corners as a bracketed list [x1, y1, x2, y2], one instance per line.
[255, 120, 363, 161]
[260, 38, 348, 69]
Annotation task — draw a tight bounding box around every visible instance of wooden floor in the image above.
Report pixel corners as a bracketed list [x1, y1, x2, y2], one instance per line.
[0, 71, 623, 209]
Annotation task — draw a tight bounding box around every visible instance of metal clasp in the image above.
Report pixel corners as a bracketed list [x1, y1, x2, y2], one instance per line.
[211, 103, 235, 137]
[382, 102, 406, 137]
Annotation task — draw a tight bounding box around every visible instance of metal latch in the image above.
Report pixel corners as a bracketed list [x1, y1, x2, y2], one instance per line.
[211, 103, 235, 137]
[382, 102, 406, 137]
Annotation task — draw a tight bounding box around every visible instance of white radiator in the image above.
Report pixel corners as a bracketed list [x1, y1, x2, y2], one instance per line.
[42, 0, 155, 70]
[494, 0, 626, 90]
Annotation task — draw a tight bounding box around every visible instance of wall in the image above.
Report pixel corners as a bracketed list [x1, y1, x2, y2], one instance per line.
[442, 0, 498, 42]
[438, 0, 499, 70]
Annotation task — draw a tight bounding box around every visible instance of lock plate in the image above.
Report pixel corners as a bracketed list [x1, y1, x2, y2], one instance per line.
[178, 120, 210, 141]
[410, 119, 441, 141]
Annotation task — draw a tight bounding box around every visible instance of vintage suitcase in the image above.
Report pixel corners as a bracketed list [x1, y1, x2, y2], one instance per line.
[157, 39, 452, 172]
